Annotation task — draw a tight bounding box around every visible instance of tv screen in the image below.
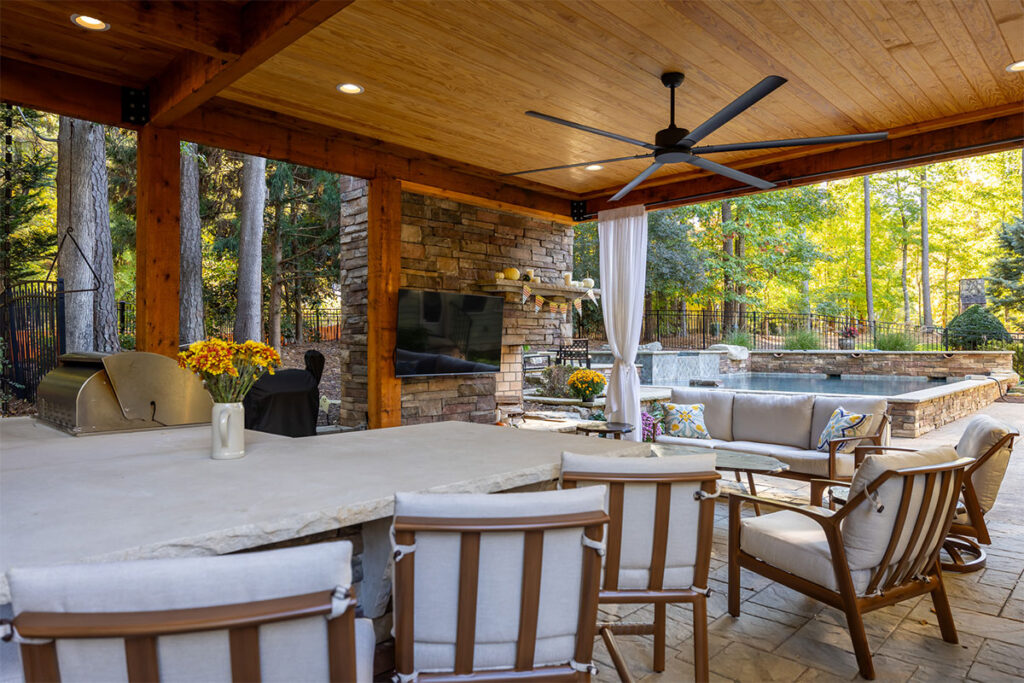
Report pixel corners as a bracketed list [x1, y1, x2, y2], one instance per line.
[395, 289, 504, 377]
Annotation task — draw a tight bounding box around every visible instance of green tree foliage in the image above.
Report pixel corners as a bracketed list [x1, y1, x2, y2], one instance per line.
[945, 305, 1011, 349]
[987, 218, 1024, 330]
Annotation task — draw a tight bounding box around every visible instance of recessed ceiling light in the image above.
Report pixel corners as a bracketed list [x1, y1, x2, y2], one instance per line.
[1007, 60, 1024, 72]
[71, 14, 110, 31]
[336, 83, 364, 94]
[585, 164, 603, 171]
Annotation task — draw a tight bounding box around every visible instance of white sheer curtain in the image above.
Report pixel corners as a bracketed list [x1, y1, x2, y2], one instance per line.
[598, 204, 648, 441]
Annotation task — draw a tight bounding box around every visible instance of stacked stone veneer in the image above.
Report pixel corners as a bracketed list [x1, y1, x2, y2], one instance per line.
[889, 375, 1017, 437]
[749, 350, 1013, 377]
[337, 189, 573, 427]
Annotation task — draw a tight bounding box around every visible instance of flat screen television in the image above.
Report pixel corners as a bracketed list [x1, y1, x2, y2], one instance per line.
[395, 289, 504, 377]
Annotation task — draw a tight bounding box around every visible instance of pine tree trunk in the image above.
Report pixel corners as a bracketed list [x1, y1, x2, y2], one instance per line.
[736, 229, 747, 328]
[89, 125, 119, 353]
[56, 117, 96, 352]
[179, 142, 205, 344]
[294, 278, 304, 343]
[233, 154, 266, 342]
[269, 202, 283, 351]
[920, 169, 933, 327]
[863, 176, 875, 327]
[901, 239, 910, 325]
[721, 201, 735, 330]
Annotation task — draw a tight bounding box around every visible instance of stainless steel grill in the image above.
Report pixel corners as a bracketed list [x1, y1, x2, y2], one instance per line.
[36, 351, 212, 435]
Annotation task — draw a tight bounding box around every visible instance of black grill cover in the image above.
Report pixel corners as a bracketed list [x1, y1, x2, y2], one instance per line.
[243, 350, 324, 438]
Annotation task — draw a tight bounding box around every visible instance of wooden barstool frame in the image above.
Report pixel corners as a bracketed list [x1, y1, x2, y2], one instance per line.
[392, 509, 610, 681]
[13, 589, 359, 682]
[562, 469, 721, 683]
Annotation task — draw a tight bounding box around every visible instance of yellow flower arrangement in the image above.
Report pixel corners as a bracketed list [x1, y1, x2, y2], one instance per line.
[178, 338, 281, 403]
[567, 368, 606, 402]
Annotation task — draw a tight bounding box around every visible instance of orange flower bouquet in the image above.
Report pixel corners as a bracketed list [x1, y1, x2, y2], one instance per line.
[178, 339, 281, 403]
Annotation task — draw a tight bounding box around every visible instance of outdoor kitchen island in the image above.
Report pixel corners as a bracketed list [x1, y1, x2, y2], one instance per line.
[0, 419, 647, 602]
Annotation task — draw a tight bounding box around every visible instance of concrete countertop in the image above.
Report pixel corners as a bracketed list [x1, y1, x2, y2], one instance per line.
[0, 417, 646, 602]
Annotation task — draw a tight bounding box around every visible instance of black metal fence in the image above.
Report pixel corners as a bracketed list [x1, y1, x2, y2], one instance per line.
[1, 280, 65, 401]
[116, 303, 343, 345]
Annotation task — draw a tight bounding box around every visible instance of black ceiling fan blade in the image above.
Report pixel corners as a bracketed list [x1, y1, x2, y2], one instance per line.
[682, 154, 775, 190]
[610, 162, 664, 202]
[681, 76, 787, 147]
[501, 154, 654, 176]
[691, 131, 889, 155]
[526, 111, 656, 150]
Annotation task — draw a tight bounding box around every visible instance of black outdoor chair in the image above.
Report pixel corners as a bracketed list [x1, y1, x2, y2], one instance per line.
[555, 338, 591, 368]
[243, 349, 324, 437]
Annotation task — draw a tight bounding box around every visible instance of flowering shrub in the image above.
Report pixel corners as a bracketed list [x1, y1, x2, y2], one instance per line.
[178, 339, 281, 403]
[566, 368, 606, 402]
[640, 411, 663, 442]
[840, 326, 859, 339]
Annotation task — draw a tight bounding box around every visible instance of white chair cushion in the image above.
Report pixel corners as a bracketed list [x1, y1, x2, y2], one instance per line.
[7, 542, 371, 683]
[721, 440, 779, 457]
[956, 415, 1014, 513]
[732, 393, 815, 449]
[654, 435, 729, 449]
[669, 388, 734, 440]
[811, 396, 887, 451]
[842, 446, 959, 571]
[393, 487, 605, 673]
[662, 403, 712, 439]
[562, 451, 716, 591]
[767, 447, 856, 478]
[740, 508, 871, 594]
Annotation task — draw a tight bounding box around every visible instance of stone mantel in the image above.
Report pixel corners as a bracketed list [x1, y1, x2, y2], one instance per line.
[0, 418, 647, 603]
[477, 280, 600, 302]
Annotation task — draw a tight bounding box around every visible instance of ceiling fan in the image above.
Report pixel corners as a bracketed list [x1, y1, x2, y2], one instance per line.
[508, 72, 889, 202]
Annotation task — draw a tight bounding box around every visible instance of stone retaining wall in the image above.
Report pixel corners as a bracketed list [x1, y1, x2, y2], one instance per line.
[337, 189, 573, 427]
[889, 375, 1017, 438]
[749, 350, 1012, 377]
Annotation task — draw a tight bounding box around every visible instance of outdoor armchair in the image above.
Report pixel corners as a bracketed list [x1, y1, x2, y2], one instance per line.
[729, 447, 971, 679]
[390, 487, 608, 681]
[4, 541, 373, 682]
[561, 450, 720, 683]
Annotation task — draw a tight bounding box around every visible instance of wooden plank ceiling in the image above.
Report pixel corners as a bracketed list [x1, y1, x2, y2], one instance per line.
[1, 0, 1021, 211]
[222, 0, 1024, 194]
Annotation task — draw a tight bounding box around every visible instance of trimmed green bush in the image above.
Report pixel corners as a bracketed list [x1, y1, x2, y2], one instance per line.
[724, 331, 754, 349]
[784, 329, 820, 350]
[945, 305, 1011, 350]
[872, 332, 916, 351]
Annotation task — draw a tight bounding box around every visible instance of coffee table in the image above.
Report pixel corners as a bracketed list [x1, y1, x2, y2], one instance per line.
[651, 443, 789, 514]
[576, 421, 634, 439]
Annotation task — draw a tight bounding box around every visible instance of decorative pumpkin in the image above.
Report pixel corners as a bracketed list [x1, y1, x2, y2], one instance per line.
[503, 267, 520, 281]
[494, 271, 505, 281]
[582, 277, 595, 288]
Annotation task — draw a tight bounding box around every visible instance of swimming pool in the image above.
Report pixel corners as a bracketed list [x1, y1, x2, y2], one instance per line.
[709, 373, 952, 396]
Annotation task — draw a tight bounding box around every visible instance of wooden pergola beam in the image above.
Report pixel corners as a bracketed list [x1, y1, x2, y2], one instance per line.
[148, 0, 352, 126]
[583, 112, 1024, 215]
[366, 175, 403, 429]
[171, 100, 576, 222]
[0, 59, 134, 130]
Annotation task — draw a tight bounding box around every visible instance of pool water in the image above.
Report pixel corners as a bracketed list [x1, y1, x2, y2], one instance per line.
[708, 373, 951, 396]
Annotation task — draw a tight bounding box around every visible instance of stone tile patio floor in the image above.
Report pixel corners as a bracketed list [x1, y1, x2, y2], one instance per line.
[593, 401, 1024, 682]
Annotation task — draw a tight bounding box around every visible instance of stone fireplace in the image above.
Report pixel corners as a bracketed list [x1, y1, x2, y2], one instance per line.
[337, 181, 575, 428]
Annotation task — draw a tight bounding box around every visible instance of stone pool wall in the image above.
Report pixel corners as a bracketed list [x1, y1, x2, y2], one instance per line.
[749, 350, 1013, 377]
[589, 349, 747, 384]
[889, 374, 1018, 438]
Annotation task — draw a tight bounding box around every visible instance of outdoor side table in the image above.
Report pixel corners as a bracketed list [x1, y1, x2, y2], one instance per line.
[576, 421, 634, 439]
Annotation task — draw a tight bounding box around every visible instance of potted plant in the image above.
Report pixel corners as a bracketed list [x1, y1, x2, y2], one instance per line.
[640, 411, 663, 442]
[178, 339, 281, 459]
[567, 368, 606, 405]
[839, 326, 859, 350]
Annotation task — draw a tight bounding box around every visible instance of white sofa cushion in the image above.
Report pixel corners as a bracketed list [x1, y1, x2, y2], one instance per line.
[768, 447, 857, 478]
[956, 415, 1014, 513]
[393, 487, 605, 673]
[810, 396, 887, 451]
[562, 451, 716, 591]
[732, 393, 815, 449]
[721, 440, 779, 457]
[655, 435, 729, 449]
[8, 542, 372, 682]
[740, 508, 871, 594]
[842, 446, 959, 571]
[669, 388, 734, 441]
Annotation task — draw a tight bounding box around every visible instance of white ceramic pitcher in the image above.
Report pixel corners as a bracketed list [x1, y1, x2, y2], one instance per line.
[211, 402, 245, 460]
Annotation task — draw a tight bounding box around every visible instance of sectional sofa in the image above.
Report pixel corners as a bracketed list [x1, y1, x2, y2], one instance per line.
[655, 387, 890, 481]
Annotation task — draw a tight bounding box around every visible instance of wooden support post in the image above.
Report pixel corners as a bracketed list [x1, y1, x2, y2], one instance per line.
[367, 173, 402, 428]
[135, 127, 181, 356]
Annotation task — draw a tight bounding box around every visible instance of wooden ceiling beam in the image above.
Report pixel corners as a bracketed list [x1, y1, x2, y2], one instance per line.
[170, 100, 575, 223]
[148, 0, 352, 127]
[0, 59, 137, 130]
[582, 112, 1024, 215]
